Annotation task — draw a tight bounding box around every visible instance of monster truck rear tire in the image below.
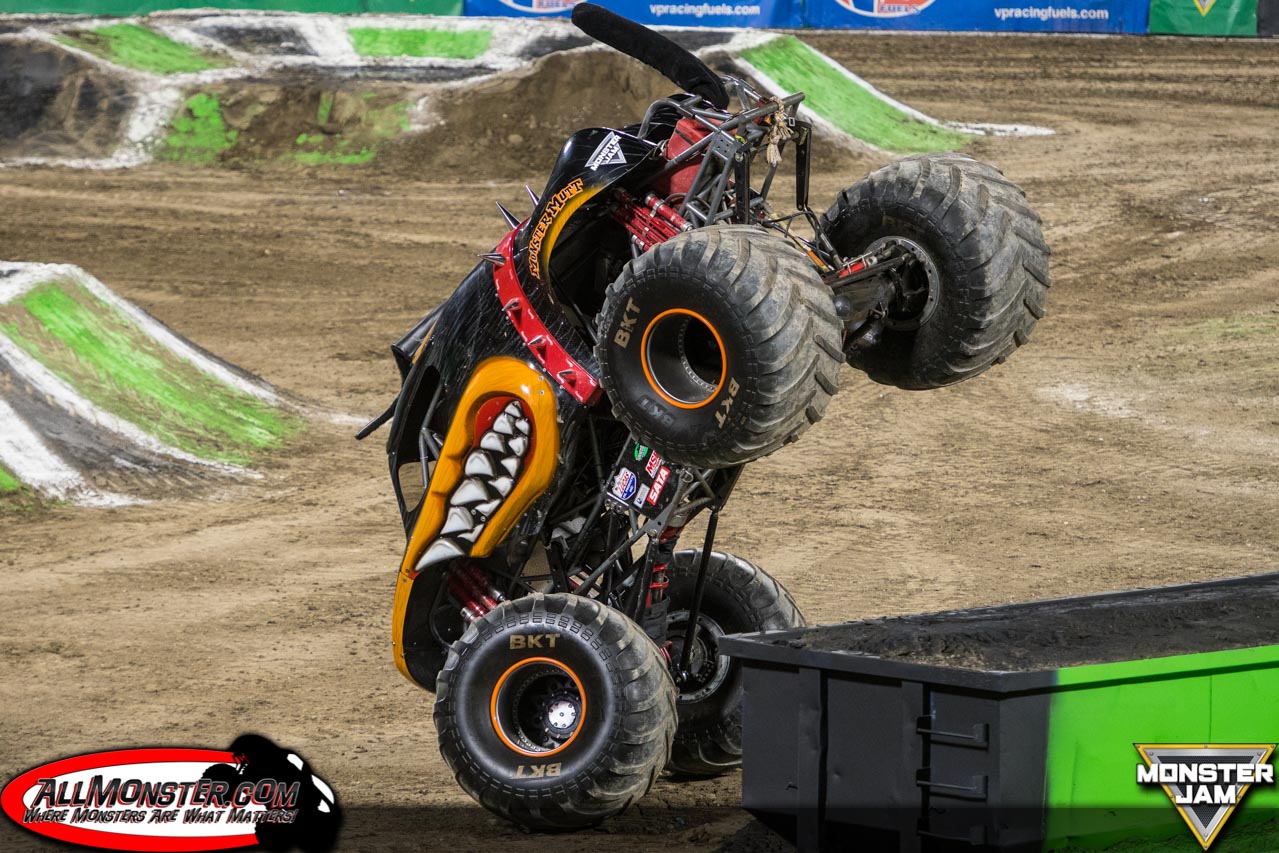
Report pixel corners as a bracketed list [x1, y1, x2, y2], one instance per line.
[664, 550, 804, 776]
[595, 225, 843, 469]
[434, 593, 676, 831]
[820, 152, 1050, 390]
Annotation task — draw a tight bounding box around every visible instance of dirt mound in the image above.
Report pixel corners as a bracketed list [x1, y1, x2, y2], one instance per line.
[790, 576, 1279, 672]
[0, 39, 135, 160]
[162, 80, 416, 167]
[379, 48, 677, 179]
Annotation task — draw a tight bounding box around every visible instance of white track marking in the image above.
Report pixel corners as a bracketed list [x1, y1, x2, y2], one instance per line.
[0, 334, 253, 476]
[0, 398, 138, 505]
[0, 262, 278, 403]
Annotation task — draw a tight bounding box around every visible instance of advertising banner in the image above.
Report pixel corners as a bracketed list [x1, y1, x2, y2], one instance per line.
[0, 0, 463, 14]
[1149, 0, 1258, 35]
[803, 0, 1149, 32]
[463, 0, 803, 28]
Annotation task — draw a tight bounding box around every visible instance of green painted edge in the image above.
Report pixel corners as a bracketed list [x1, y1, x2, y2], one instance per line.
[58, 23, 225, 74]
[1043, 645, 1279, 849]
[740, 35, 970, 155]
[348, 26, 491, 59]
[1056, 644, 1279, 687]
[1, 280, 296, 465]
[0, 463, 19, 492]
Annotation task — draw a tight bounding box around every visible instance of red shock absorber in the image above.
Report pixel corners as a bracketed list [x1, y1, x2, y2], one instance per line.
[446, 562, 504, 622]
[611, 188, 691, 252]
[646, 526, 682, 607]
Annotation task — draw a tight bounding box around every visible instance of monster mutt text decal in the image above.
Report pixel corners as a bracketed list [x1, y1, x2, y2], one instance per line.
[527, 178, 585, 281]
[2, 735, 339, 852]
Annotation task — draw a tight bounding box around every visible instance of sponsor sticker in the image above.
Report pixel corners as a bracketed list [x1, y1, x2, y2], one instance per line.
[585, 132, 627, 170]
[644, 452, 663, 478]
[633, 483, 651, 507]
[2, 737, 339, 852]
[633, 443, 649, 462]
[1135, 743, 1276, 849]
[646, 466, 670, 505]
[611, 468, 637, 501]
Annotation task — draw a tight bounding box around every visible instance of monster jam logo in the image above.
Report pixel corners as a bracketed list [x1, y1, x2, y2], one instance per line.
[1135, 744, 1276, 849]
[586, 132, 627, 170]
[527, 178, 585, 280]
[834, 0, 935, 16]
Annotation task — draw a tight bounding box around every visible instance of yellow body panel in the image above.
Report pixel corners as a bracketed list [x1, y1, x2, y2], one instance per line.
[392, 356, 561, 682]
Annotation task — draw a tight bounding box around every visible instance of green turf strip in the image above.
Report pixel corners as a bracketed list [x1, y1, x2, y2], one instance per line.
[1, 281, 294, 465]
[0, 464, 19, 493]
[59, 23, 224, 74]
[741, 36, 968, 155]
[348, 27, 490, 60]
[162, 93, 237, 164]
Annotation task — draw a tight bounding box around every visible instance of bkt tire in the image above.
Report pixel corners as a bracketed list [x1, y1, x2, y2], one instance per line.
[595, 225, 843, 469]
[664, 550, 803, 776]
[820, 152, 1051, 390]
[433, 593, 676, 831]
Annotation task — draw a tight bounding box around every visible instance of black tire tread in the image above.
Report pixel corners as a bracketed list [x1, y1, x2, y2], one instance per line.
[597, 225, 843, 467]
[434, 593, 676, 831]
[664, 551, 803, 776]
[820, 152, 1050, 390]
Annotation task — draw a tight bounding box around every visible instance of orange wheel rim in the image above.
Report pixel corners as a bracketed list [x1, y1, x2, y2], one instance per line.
[639, 308, 727, 411]
[489, 656, 586, 758]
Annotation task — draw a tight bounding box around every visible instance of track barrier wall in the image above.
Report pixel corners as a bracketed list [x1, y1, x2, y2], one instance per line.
[0, 0, 1272, 45]
[1150, 0, 1257, 35]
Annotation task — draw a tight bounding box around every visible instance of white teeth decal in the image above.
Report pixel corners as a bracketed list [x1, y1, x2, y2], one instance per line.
[452, 478, 492, 506]
[493, 413, 516, 436]
[417, 538, 464, 570]
[464, 449, 496, 478]
[441, 506, 475, 536]
[418, 399, 531, 575]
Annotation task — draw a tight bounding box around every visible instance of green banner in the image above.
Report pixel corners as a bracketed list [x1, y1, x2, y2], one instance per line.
[1149, 0, 1259, 35]
[0, 0, 461, 14]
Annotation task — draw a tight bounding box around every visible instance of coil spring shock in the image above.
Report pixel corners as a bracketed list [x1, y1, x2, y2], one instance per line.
[446, 562, 504, 622]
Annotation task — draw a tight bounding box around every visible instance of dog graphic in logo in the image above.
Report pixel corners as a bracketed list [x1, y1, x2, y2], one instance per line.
[202, 734, 341, 852]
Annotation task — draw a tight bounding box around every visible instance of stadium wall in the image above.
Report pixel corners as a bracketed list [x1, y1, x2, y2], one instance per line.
[0, 0, 1272, 36]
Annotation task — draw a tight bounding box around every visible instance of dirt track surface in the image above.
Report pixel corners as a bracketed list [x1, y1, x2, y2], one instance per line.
[3, 33, 1278, 852]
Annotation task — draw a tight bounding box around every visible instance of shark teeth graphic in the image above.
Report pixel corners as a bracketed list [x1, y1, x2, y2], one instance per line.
[414, 400, 529, 572]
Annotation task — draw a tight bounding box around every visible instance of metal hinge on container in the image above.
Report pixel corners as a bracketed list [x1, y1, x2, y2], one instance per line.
[916, 716, 990, 748]
[915, 769, 989, 801]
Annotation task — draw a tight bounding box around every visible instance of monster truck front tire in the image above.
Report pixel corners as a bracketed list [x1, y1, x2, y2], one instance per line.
[595, 225, 843, 469]
[433, 593, 676, 831]
[820, 152, 1050, 390]
[664, 550, 803, 776]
